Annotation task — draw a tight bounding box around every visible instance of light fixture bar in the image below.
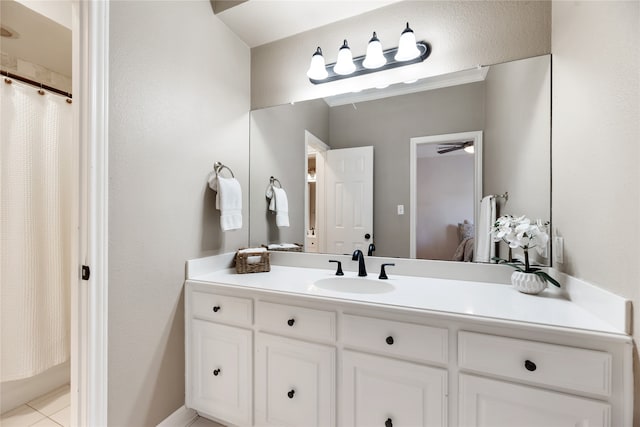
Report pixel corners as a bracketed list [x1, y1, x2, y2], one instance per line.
[309, 41, 431, 85]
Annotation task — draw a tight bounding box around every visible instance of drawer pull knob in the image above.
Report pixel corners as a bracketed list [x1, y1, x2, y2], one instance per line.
[386, 336, 394, 345]
[385, 418, 393, 427]
[524, 360, 537, 372]
[287, 318, 296, 327]
[212, 306, 221, 313]
[213, 368, 221, 376]
[287, 389, 295, 399]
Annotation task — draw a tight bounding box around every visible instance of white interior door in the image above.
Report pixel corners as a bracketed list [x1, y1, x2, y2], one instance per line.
[325, 146, 374, 255]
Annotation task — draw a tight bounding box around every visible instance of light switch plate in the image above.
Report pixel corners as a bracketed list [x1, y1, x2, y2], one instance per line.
[553, 236, 564, 264]
[397, 204, 404, 215]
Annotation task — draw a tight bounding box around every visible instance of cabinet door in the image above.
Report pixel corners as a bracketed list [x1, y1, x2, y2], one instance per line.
[459, 374, 611, 427]
[255, 333, 335, 427]
[342, 350, 447, 427]
[188, 319, 252, 426]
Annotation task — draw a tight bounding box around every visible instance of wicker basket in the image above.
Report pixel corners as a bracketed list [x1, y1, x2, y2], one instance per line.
[261, 244, 303, 252]
[235, 249, 270, 274]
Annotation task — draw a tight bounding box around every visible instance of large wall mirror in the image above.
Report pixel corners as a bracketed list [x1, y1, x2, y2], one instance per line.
[249, 54, 550, 264]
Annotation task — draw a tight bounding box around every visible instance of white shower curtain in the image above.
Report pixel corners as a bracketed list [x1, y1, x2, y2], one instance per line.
[1, 81, 72, 381]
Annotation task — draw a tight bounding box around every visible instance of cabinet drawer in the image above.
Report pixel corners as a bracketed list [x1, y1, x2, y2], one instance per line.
[191, 291, 252, 326]
[256, 301, 336, 342]
[342, 314, 448, 365]
[458, 331, 612, 397]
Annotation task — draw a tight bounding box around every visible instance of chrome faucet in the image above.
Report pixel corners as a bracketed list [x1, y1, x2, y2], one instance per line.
[352, 249, 367, 277]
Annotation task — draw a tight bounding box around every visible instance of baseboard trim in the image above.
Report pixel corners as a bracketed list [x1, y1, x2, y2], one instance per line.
[157, 405, 198, 427]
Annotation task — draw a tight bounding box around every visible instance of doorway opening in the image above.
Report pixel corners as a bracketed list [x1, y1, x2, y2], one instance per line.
[409, 131, 483, 260]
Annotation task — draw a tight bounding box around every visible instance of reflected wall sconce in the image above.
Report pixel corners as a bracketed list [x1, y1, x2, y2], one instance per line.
[306, 22, 431, 85]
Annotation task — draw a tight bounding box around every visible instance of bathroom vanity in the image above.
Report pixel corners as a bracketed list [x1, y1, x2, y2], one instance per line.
[184, 254, 633, 427]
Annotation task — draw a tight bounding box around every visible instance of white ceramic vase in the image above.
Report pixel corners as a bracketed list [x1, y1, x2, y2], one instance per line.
[511, 271, 547, 295]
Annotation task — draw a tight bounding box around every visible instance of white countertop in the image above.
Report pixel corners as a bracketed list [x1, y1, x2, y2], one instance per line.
[190, 264, 625, 336]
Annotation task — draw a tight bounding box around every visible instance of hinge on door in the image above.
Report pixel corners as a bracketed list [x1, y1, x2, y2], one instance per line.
[81, 265, 91, 281]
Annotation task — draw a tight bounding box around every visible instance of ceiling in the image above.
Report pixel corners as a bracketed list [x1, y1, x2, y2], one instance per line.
[0, 0, 72, 77]
[215, 0, 402, 48]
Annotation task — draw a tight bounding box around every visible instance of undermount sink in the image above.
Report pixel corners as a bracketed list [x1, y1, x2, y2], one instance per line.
[313, 277, 395, 294]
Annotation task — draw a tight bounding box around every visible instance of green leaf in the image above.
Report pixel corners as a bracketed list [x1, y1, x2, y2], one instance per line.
[535, 271, 562, 287]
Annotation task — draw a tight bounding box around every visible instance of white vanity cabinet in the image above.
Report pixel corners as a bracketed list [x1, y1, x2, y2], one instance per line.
[457, 331, 615, 427]
[185, 278, 633, 427]
[186, 291, 253, 426]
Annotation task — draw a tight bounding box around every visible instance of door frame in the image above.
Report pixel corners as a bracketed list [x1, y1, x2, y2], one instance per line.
[409, 131, 483, 259]
[304, 131, 329, 253]
[71, 1, 109, 425]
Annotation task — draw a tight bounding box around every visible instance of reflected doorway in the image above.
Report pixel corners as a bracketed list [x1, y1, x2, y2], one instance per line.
[409, 131, 483, 260]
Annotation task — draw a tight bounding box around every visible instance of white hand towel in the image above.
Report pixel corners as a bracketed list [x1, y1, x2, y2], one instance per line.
[474, 195, 496, 262]
[269, 187, 289, 228]
[210, 175, 243, 231]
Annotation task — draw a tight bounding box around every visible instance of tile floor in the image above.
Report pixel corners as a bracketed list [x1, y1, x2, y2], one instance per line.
[0, 384, 70, 427]
[188, 416, 224, 427]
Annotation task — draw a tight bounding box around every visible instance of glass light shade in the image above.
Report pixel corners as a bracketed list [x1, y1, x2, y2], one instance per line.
[333, 40, 356, 75]
[306, 47, 328, 80]
[362, 32, 386, 69]
[464, 145, 475, 154]
[394, 22, 421, 62]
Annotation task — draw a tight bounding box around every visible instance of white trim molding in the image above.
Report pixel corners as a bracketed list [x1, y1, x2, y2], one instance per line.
[409, 131, 483, 259]
[72, 0, 109, 426]
[156, 406, 198, 427]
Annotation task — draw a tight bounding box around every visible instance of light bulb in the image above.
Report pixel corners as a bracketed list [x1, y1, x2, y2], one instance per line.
[363, 32, 386, 69]
[394, 22, 421, 62]
[333, 40, 356, 75]
[306, 47, 328, 80]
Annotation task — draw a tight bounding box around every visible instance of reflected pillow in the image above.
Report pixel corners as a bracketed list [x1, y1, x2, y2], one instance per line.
[458, 220, 475, 243]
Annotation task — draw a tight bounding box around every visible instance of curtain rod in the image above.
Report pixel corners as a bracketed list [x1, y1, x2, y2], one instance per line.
[2, 70, 72, 99]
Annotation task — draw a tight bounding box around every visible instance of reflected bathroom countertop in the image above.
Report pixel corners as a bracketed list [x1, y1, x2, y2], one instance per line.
[190, 265, 624, 336]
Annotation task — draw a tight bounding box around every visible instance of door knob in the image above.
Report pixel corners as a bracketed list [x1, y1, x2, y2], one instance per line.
[364, 233, 371, 240]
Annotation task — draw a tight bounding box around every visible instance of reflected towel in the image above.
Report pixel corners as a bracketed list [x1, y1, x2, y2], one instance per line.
[474, 196, 496, 262]
[209, 174, 242, 231]
[269, 187, 289, 228]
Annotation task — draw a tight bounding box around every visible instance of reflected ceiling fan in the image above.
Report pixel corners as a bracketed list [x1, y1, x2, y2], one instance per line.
[437, 140, 474, 154]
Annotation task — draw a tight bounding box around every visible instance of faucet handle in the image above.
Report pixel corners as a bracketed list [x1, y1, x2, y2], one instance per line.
[329, 260, 344, 276]
[379, 263, 395, 280]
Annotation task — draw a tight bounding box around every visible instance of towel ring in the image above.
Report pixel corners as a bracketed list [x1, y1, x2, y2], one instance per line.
[265, 176, 282, 199]
[270, 176, 282, 188]
[214, 161, 234, 178]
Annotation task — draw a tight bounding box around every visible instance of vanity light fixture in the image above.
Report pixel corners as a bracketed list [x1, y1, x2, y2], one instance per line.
[307, 22, 431, 85]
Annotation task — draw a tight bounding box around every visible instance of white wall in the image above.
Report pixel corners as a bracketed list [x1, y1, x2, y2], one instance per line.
[551, 1, 640, 424]
[108, 2, 250, 426]
[416, 155, 474, 260]
[251, 0, 551, 109]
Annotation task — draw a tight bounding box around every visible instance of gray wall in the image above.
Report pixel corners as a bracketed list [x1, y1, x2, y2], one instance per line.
[329, 83, 485, 257]
[551, 2, 639, 424]
[108, 2, 250, 426]
[251, 0, 551, 108]
[417, 155, 474, 260]
[484, 55, 551, 261]
[249, 99, 330, 247]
